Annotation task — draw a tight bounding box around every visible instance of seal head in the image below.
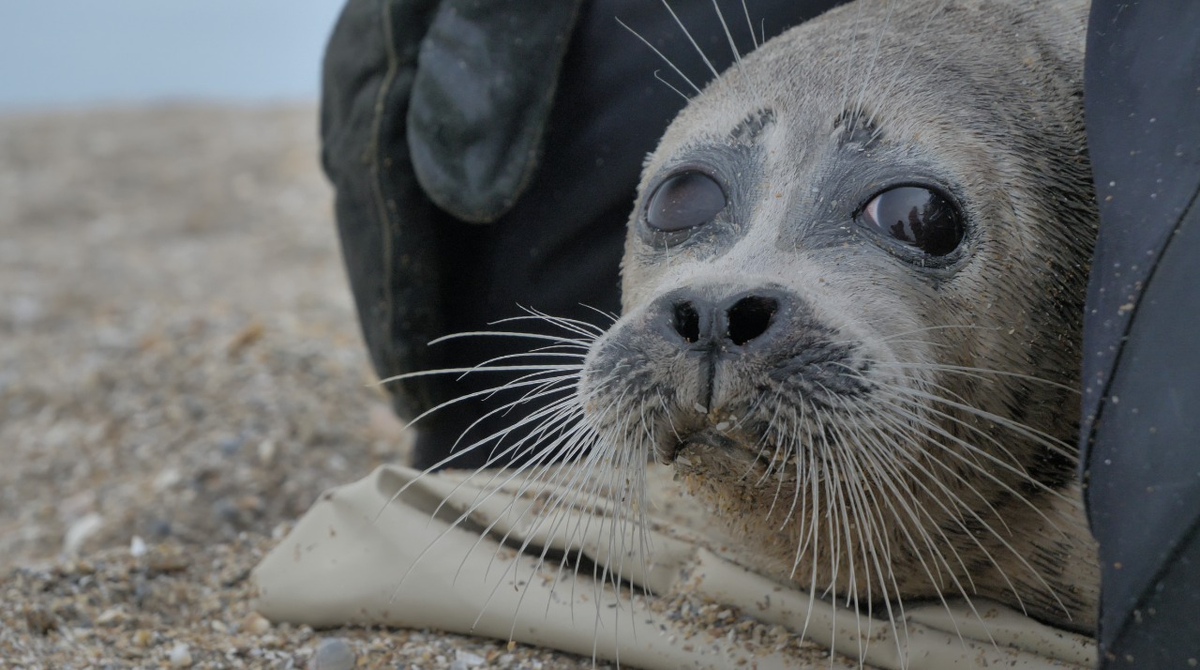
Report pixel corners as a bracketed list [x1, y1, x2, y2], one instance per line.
[579, 0, 1098, 631]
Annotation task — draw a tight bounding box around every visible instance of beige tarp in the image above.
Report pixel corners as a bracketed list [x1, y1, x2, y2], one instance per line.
[253, 464, 1096, 669]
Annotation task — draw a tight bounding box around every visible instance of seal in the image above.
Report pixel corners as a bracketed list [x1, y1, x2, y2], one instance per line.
[567, 0, 1099, 633]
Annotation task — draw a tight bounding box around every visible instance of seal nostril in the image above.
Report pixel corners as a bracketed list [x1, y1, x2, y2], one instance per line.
[727, 296, 778, 346]
[672, 302, 701, 343]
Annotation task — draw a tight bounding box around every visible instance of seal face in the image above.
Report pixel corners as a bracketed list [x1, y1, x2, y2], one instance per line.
[578, 0, 1099, 631]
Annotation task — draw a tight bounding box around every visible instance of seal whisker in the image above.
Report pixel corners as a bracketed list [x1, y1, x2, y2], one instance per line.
[775, 403, 814, 531]
[865, 392, 1073, 535]
[842, 418, 978, 652]
[707, 0, 765, 105]
[378, 364, 582, 387]
[497, 307, 612, 337]
[530, 406, 627, 616]
[462, 392, 656, 626]
[658, 1, 722, 83]
[615, 18, 701, 96]
[853, 373, 1069, 484]
[834, 0, 871, 116]
[387, 397, 587, 597]
[652, 71, 692, 103]
[789, 439, 814, 561]
[860, 406, 1077, 621]
[795, 431, 826, 646]
[877, 383, 1079, 479]
[372, 373, 581, 524]
[443, 398, 588, 529]
[816, 415, 845, 603]
[848, 0, 899, 129]
[710, 0, 743, 66]
[873, 323, 1000, 342]
[870, 0, 958, 136]
[847, 412, 1035, 637]
[429, 330, 593, 349]
[826, 420, 888, 660]
[861, 399, 1013, 536]
[739, 0, 758, 50]
[856, 407, 1006, 584]
[576, 303, 621, 327]
[470, 417, 596, 577]
[846, 419, 979, 632]
[759, 392, 795, 517]
[873, 360, 1080, 394]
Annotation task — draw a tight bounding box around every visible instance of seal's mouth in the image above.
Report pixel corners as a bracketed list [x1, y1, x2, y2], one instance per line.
[668, 427, 770, 475]
[674, 429, 739, 457]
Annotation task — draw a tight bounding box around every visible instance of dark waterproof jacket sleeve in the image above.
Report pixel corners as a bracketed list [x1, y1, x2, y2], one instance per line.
[1082, 0, 1200, 665]
[320, 0, 582, 417]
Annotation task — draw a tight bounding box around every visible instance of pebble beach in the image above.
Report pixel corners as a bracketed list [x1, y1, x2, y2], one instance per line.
[0, 104, 607, 669]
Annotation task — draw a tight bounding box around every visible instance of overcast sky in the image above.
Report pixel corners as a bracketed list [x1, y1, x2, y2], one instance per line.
[0, 1, 346, 109]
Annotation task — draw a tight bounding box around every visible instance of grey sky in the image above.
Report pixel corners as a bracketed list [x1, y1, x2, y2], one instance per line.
[0, 1, 346, 109]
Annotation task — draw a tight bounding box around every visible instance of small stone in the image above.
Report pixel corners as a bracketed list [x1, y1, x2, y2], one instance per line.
[168, 642, 192, 667]
[24, 606, 56, 635]
[243, 612, 272, 635]
[226, 319, 265, 356]
[147, 550, 189, 574]
[218, 435, 245, 455]
[154, 468, 182, 492]
[95, 607, 126, 627]
[451, 651, 486, 669]
[309, 637, 356, 670]
[131, 629, 154, 647]
[63, 513, 105, 556]
[148, 519, 173, 537]
[256, 439, 276, 465]
[130, 535, 147, 558]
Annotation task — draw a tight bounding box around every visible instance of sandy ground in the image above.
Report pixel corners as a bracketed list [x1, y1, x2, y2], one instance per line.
[0, 105, 609, 668]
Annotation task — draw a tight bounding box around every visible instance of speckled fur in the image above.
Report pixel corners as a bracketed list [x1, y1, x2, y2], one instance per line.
[580, 0, 1099, 633]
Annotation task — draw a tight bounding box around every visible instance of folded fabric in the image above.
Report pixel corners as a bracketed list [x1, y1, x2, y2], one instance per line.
[253, 464, 1096, 669]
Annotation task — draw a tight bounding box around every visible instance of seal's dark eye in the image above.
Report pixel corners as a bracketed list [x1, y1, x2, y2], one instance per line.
[645, 170, 726, 232]
[858, 186, 965, 257]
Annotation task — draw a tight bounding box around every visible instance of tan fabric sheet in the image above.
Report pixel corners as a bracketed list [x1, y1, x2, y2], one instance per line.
[253, 464, 1096, 669]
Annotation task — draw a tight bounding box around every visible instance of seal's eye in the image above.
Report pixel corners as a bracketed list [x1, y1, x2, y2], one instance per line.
[858, 186, 965, 257]
[645, 170, 726, 232]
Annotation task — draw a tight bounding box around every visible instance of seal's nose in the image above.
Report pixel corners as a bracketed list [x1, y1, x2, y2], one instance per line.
[661, 288, 787, 349]
[669, 299, 705, 343]
[725, 295, 779, 346]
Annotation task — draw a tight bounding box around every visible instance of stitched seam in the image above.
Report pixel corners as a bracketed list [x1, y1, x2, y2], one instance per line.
[369, 0, 401, 375]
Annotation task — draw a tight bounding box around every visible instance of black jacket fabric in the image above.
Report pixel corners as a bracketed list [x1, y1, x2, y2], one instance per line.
[1082, 0, 1200, 664]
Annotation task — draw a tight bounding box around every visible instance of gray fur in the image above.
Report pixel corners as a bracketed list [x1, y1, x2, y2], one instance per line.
[580, 0, 1098, 633]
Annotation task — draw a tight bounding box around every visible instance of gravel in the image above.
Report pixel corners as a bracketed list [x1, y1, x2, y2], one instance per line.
[0, 104, 609, 669]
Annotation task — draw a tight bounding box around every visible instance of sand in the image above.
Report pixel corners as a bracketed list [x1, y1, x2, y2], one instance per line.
[0, 104, 607, 669]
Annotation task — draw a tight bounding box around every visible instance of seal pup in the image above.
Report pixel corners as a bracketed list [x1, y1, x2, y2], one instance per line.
[414, 0, 1100, 643]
